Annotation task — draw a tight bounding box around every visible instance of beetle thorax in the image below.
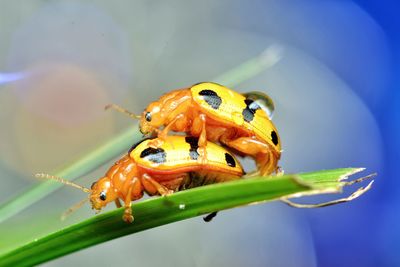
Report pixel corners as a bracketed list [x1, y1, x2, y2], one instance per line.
[140, 89, 193, 134]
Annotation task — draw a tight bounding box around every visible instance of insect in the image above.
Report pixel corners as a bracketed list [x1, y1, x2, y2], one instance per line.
[37, 135, 244, 223]
[107, 82, 281, 175]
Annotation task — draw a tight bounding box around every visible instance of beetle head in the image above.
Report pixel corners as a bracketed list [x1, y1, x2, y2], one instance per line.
[139, 101, 165, 134]
[90, 177, 118, 211]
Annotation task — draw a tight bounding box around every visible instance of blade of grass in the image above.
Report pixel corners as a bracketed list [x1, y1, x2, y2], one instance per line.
[0, 46, 282, 223]
[0, 168, 373, 266]
[280, 168, 375, 207]
[215, 44, 283, 86]
[286, 168, 372, 195]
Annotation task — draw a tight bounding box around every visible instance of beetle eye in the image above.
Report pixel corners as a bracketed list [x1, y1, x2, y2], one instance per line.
[99, 191, 106, 201]
[145, 112, 152, 122]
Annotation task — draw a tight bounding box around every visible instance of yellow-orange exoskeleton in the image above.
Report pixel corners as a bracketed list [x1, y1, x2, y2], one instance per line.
[39, 135, 243, 223]
[136, 82, 281, 175]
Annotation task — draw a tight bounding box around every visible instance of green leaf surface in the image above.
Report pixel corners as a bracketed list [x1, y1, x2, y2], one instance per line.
[0, 168, 373, 266]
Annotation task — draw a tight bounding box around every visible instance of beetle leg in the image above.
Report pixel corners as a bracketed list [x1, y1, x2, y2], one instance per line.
[255, 151, 279, 176]
[141, 173, 174, 196]
[122, 186, 134, 223]
[149, 114, 184, 148]
[160, 113, 185, 138]
[276, 166, 284, 176]
[203, 211, 218, 222]
[197, 114, 207, 147]
[122, 177, 142, 223]
[207, 126, 233, 143]
[140, 174, 158, 196]
[191, 114, 208, 164]
[159, 173, 190, 192]
[115, 198, 122, 208]
[223, 137, 270, 155]
[223, 137, 279, 176]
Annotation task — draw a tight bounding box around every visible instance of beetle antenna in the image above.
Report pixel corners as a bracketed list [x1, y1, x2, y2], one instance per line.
[105, 103, 141, 119]
[61, 197, 89, 221]
[35, 173, 91, 193]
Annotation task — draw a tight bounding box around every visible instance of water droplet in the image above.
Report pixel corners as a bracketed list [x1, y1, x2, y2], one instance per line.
[243, 91, 275, 119]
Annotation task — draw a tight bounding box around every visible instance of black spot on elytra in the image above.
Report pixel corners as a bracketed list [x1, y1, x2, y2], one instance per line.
[199, 90, 222, 110]
[128, 138, 152, 154]
[225, 153, 236, 167]
[185, 136, 200, 160]
[140, 147, 167, 164]
[242, 99, 261, 123]
[271, 131, 279, 146]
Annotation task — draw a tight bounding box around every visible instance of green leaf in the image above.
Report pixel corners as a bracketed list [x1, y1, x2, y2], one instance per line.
[0, 168, 373, 266]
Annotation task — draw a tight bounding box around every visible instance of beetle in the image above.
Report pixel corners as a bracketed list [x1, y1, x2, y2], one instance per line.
[37, 135, 244, 223]
[107, 82, 281, 176]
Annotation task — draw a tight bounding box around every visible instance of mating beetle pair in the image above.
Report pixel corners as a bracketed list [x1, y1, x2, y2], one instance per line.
[40, 82, 281, 222]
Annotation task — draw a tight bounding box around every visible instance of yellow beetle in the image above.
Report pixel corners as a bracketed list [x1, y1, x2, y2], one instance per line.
[38, 135, 243, 223]
[108, 82, 281, 175]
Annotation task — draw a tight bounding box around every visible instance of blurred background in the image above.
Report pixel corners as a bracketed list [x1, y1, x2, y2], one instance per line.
[0, 0, 398, 266]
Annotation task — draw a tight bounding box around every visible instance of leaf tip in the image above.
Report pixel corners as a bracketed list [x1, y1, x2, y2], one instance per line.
[281, 171, 375, 209]
[338, 167, 366, 182]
